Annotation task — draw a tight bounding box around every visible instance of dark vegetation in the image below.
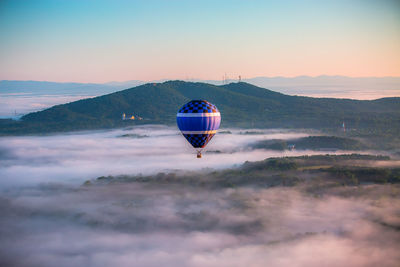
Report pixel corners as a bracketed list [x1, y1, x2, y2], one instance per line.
[1, 81, 399, 137]
[250, 136, 368, 151]
[86, 154, 400, 189]
[117, 133, 149, 138]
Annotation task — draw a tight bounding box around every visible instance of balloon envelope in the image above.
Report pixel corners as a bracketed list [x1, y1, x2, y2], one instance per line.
[176, 100, 221, 149]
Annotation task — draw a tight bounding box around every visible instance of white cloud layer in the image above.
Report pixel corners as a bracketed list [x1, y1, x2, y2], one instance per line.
[0, 93, 95, 118]
[0, 126, 323, 188]
[0, 184, 399, 267]
[0, 126, 398, 267]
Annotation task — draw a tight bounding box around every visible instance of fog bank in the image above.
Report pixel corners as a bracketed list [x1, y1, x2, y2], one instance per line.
[0, 126, 334, 188]
[0, 183, 399, 267]
[1, 126, 398, 267]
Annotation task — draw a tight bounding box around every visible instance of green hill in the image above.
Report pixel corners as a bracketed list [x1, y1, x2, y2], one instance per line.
[1, 81, 399, 135]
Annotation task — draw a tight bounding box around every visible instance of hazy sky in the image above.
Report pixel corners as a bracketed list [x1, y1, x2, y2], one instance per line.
[1, 0, 399, 82]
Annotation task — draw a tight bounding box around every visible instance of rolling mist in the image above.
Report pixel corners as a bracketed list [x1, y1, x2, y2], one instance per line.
[1, 175, 399, 266]
[0, 126, 323, 188]
[0, 126, 399, 267]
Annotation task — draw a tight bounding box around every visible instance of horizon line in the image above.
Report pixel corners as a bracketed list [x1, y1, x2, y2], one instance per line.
[2, 75, 400, 85]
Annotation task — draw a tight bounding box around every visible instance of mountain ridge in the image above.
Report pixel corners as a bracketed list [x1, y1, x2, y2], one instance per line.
[2, 76, 399, 100]
[0, 81, 399, 135]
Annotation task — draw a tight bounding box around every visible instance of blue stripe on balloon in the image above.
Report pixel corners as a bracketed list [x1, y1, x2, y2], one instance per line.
[177, 116, 221, 132]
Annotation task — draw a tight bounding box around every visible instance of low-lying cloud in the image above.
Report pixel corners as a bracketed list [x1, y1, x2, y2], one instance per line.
[0, 126, 362, 188]
[0, 183, 399, 267]
[0, 126, 399, 267]
[0, 93, 95, 118]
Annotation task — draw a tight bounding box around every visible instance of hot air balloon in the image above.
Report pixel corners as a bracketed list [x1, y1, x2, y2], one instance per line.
[177, 100, 221, 158]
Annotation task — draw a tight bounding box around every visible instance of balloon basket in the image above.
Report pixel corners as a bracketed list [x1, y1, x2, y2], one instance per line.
[197, 152, 202, 158]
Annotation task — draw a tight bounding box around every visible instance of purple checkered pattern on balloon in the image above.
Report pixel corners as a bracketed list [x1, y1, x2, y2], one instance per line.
[178, 100, 219, 114]
[183, 134, 215, 148]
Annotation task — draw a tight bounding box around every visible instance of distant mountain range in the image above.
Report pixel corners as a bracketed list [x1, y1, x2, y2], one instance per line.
[0, 81, 399, 135]
[245, 76, 400, 99]
[1, 76, 399, 99]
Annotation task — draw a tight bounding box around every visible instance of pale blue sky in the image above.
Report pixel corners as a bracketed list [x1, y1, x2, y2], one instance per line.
[1, 0, 399, 82]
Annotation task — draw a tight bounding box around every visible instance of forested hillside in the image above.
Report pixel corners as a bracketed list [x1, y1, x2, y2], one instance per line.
[1, 81, 399, 135]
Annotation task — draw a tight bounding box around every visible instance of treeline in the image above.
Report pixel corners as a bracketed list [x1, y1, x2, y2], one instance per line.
[250, 136, 369, 151]
[85, 154, 399, 189]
